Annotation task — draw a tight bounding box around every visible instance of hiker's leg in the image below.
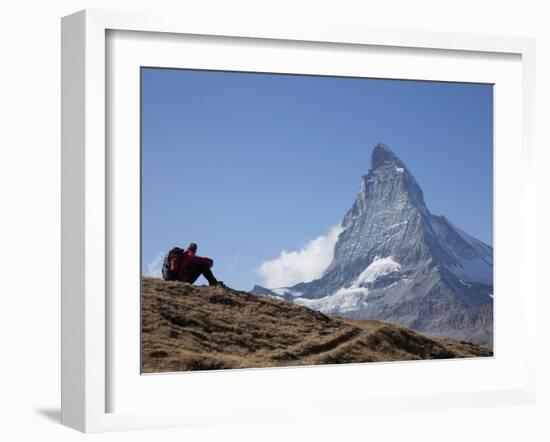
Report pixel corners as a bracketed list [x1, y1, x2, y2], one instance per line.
[200, 265, 219, 286]
[184, 267, 201, 284]
[187, 263, 218, 285]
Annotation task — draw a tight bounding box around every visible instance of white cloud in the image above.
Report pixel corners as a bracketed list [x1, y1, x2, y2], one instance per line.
[145, 251, 165, 278]
[256, 225, 344, 288]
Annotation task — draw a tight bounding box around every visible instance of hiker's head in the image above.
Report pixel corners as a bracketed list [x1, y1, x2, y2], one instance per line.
[187, 243, 198, 253]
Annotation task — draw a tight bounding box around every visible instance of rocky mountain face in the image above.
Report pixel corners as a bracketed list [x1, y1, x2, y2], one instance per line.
[253, 144, 493, 347]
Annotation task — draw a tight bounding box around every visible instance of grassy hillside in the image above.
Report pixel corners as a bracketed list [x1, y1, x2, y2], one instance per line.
[141, 277, 492, 373]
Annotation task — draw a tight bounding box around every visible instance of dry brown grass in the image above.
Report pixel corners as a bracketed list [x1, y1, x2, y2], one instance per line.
[141, 277, 492, 373]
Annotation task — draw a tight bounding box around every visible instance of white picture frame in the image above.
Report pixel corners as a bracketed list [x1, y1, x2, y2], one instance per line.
[61, 9, 537, 433]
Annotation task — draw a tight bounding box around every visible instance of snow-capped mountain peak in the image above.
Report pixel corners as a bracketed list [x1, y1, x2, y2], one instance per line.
[253, 144, 493, 347]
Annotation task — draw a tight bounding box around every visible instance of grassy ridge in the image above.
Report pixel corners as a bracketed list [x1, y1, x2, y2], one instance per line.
[141, 277, 492, 373]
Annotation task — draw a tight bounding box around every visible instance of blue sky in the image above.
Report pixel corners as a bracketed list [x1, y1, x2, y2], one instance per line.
[141, 68, 493, 290]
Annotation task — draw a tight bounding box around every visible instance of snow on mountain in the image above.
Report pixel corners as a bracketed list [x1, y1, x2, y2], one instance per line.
[272, 288, 303, 298]
[294, 286, 369, 314]
[428, 215, 493, 285]
[293, 256, 400, 314]
[355, 256, 401, 285]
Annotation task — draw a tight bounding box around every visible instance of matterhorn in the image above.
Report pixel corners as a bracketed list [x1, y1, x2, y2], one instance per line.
[253, 144, 493, 347]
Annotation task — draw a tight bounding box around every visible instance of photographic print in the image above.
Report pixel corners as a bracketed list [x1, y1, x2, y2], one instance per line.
[140, 68, 493, 373]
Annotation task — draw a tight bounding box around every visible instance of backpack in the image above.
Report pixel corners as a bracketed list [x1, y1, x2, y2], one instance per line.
[161, 247, 185, 281]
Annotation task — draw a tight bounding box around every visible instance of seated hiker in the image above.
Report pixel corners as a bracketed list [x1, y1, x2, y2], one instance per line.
[171, 242, 223, 286]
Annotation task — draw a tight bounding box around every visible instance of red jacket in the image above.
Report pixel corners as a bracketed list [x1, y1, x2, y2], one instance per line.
[171, 250, 213, 282]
